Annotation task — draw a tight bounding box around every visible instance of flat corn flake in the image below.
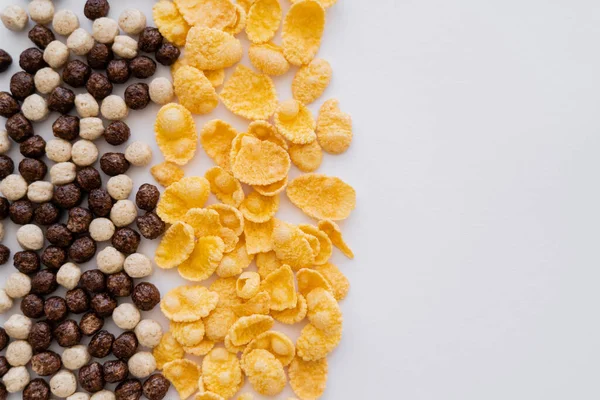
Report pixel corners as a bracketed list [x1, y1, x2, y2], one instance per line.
[292, 59, 332, 105]
[298, 224, 332, 265]
[204, 306, 238, 342]
[313, 263, 349, 301]
[272, 220, 314, 270]
[202, 348, 243, 398]
[259, 265, 297, 311]
[174, 0, 237, 29]
[231, 137, 291, 185]
[195, 392, 225, 400]
[241, 349, 286, 396]
[274, 100, 317, 144]
[236, 271, 261, 299]
[216, 239, 254, 278]
[289, 140, 323, 173]
[249, 43, 291, 76]
[163, 359, 202, 400]
[232, 291, 271, 317]
[253, 176, 288, 197]
[220, 65, 278, 120]
[229, 314, 274, 346]
[205, 167, 245, 207]
[224, 334, 246, 353]
[171, 319, 206, 347]
[157, 176, 211, 223]
[184, 208, 223, 238]
[186, 26, 243, 70]
[174, 66, 219, 115]
[155, 222, 195, 269]
[179, 236, 226, 282]
[287, 174, 356, 221]
[255, 251, 282, 279]
[239, 191, 279, 223]
[210, 277, 243, 307]
[153, 0, 190, 47]
[296, 268, 333, 298]
[282, 0, 326, 66]
[242, 331, 295, 368]
[306, 288, 343, 335]
[204, 69, 226, 88]
[161, 285, 219, 322]
[184, 339, 216, 356]
[296, 323, 341, 361]
[271, 292, 307, 324]
[201, 120, 239, 171]
[288, 357, 328, 400]
[155, 103, 198, 165]
[246, 0, 282, 44]
[247, 120, 288, 149]
[316, 99, 353, 154]
[153, 333, 185, 370]
[317, 219, 354, 259]
[151, 161, 185, 187]
[224, 4, 247, 35]
[207, 204, 245, 236]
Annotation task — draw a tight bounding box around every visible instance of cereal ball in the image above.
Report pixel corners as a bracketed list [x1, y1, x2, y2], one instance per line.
[5, 314, 32, 339]
[105, 121, 130, 146]
[93, 18, 119, 44]
[75, 93, 99, 118]
[54, 319, 82, 347]
[5, 272, 31, 298]
[79, 117, 104, 140]
[48, 87, 76, 116]
[68, 393, 90, 400]
[6, 113, 33, 144]
[29, 24, 56, 49]
[134, 320, 162, 348]
[88, 189, 112, 217]
[16, 224, 44, 250]
[28, 181, 54, 203]
[0, 155, 12, 180]
[143, 374, 170, 400]
[14, 250, 40, 274]
[50, 370, 77, 398]
[6, 340, 32, 367]
[0, 289, 13, 313]
[112, 332, 138, 361]
[34, 203, 60, 226]
[20, 48, 47, 74]
[110, 200, 137, 227]
[79, 361, 105, 392]
[0, 130, 11, 154]
[41, 245, 67, 269]
[71, 140, 99, 167]
[76, 166, 101, 190]
[112, 228, 140, 254]
[43, 296, 67, 322]
[87, 43, 113, 69]
[132, 282, 160, 311]
[67, 28, 94, 56]
[1, 5, 28, 31]
[28, 0, 54, 25]
[67, 207, 93, 233]
[34, 67, 61, 94]
[53, 10, 79, 36]
[119, 9, 146, 35]
[66, 288, 90, 314]
[31, 269, 58, 295]
[21, 293, 44, 318]
[128, 352, 156, 379]
[24, 378, 50, 400]
[136, 212, 166, 240]
[80, 312, 103, 336]
[155, 42, 180, 66]
[85, 0, 110, 20]
[113, 303, 141, 330]
[0, 50, 12, 72]
[89, 218, 115, 242]
[52, 115, 80, 141]
[46, 139, 72, 162]
[53, 183, 83, 209]
[106, 272, 133, 298]
[104, 360, 128, 384]
[0, 174, 28, 201]
[135, 184, 160, 211]
[125, 82, 150, 110]
[9, 199, 34, 224]
[3, 366, 30, 393]
[100, 95, 128, 121]
[63, 60, 91, 88]
[113, 36, 138, 59]
[62, 345, 90, 370]
[46, 223, 73, 248]
[125, 141, 152, 166]
[19, 158, 48, 183]
[31, 351, 61, 377]
[91, 390, 115, 400]
[50, 162, 76, 185]
[57, 262, 81, 290]
[0, 92, 20, 118]
[97, 246, 125, 274]
[124, 253, 152, 278]
[68, 236, 96, 263]
[130, 57, 156, 79]
[149, 77, 174, 105]
[21, 94, 49, 122]
[43, 40, 69, 69]
[107, 175, 133, 200]
[106, 59, 130, 84]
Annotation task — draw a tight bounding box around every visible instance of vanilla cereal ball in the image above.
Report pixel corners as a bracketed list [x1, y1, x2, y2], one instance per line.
[0, 174, 28, 201]
[128, 352, 156, 379]
[0, 289, 13, 313]
[149, 77, 174, 105]
[113, 303, 141, 330]
[16, 224, 44, 250]
[50, 162, 76, 185]
[34, 67, 62, 94]
[118, 9, 146, 35]
[124, 253, 153, 278]
[89, 218, 115, 242]
[1, 5, 28, 31]
[28, 0, 54, 25]
[107, 174, 133, 200]
[112, 35, 138, 59]
[134, 319, 163, 348]
[21, 94, 49, 122]
[0, 130, 11, 154]
[50, 370, 77, 398]
[5, 272, 31, 299]
[71, 140, 98, 167]
[68, 393, 91, 400]
[110, 199, 137, 227]
[75, 93, 99, 118]
[28, 181, 54, 203]
[101, 95, 129, 121]
[3, 366, 30, 393]
[125, 141, 152, 166]
[57, 262, 81, 290]
[79, 117, 104, 140]
[6, 340, 32, 367]
[46, 139, 72, 162]
[67, 28, 94, 56]
[4, 314, 32, 339]
[91, 390, 116, 400]
[53, 9, 79, 36]
[92, 17, 119, 44]
[61, 345, 90, 370]
[44, 40, 70, 69]
[96, 246, 125, 274]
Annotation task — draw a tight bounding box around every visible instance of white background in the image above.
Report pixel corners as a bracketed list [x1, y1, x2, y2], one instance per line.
[1, 0, 600, 399]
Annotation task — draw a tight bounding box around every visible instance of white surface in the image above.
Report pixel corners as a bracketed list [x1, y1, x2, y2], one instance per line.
[0, 0, 599, 399]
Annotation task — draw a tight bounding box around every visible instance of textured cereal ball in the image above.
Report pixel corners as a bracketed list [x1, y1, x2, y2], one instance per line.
[135, 184, 159, 211]
[125, 141, 152, 167]
[31, 351, 62, 376]
[63, 60, 91, 88]
[62, 345, 90, 371]
[124, 82, 150, 110]
[72, 140, 99, 167]
[132, 282, 160, 311]
[5, 314, 32, 339]
[6, 113, 34, 143]
[136, 212, 166, 240]
[48, 86, 76, 114]
[21, 94, 49, 122]
[88, 189, 113, 217]
[14, 250, 40, 274]
[28, 321, 52, 352]
[75, 93, 99, 118]
[67, 207, 93, 233]
[43, 296, 67, 322]
[124, 253, 152, 278]
[85, 0, 110, 20]
[128, 352, 156, 379]
[110, 200, 137, 227]
[87, 43, 113, 70]
[53, 115, 80, 141]
[149, 77, 174, 105]
[106, 59, 130, 84]
[143, 374, 170, 400]
[80, 117, 104, 140]
[75, 167, 100, 191]
[3, 366, 30, 393]
[112, 229, 139, 255]
[21, 293, 44, 318]
[0, 174, 28, 201]
[16, 224, 44, 250]
[0, 130, 11, 154]
[79, 361, 106, 392]
[28, 0, 54, 25]
[89, 218, 115, 242]
[155, 42, 180, 66]
[107, 175, 133, 200]
[0, 289, 13, 313]
[53, 10, 79, 36]
[34, 67, 61, 94]
[67, 28, 95, 56]
[1, 5, 28, 31]
[68, 236, 96, 263]
[5, 272, 31, 298]
[31, 269, 58, 295]
[29, 24, 56, 49]
[91, 390, 115, 400]
[57, 262, 81, 290]
[100, 95, 128, 121]
[9, 199, 34, 225]
[50, 370, 77, 398]
[93, 18, 119, 44]
[113, 36, 138, 59]
[23, 378, 51, 400]
[46, 223, 73, 248]
[106, 272, 133, 297]
[53, 183, 83, 209]
[66, 288, 90, 314]
[104, 361, 129, 384]
[41, 246, 67, 269]
[54, 319, 82, 347]
[43, 40, 70, 69]
[28, 181, 54, 203]
[68, 393, 91, 400]
[0, 92, 20, 118]
[21, 135, 46, 158]
[130, 57, 156, 79]
[113, 303, 141, 330]
[134, 320, 162, 348]
[119, 9, 146, 35]
[105, 121, 130, 146]
[19, 158, 48, 183]
[10, 72, 34, 101]
[20, 48, 47, 74]
[97, 246, 125, 274]
[6, 340, 32, 367]
[0, 155, 14, 179]
[50, 162, 76, 185]
[46, 139, 72, 162]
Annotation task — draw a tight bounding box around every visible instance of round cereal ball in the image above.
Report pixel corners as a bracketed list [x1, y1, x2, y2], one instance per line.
[75, 93, 99, 118]
[110, 200, 137, 227]
[50, 370, 77, 398]
[34, 67, 61, 94]
[46, 139, 72, 162]
[91, 390, 115, 400]
[149, 77, 174, 105]
[61, 345, 90, 371]
[0, 289, 13, 313]
[1, 5, 28, 32]
[125, 141, 152, 167]
[53, 10, 79, 36]
[100, 95, 128, 121]
[124, 253, 152, 278]
[21, 94, 48, 122]
[113, 303, 141, 330]
[67, 28, 94, 56]
[79, 117, 104, 140]
[0, 130, 11, 154]
[5, 314, 32, 339]
[50, 162, 76, 185]
[119, 9, 146, 35]
[28, 0, 54, 25]
[6, 340, 32, 367]
[27, 181, 54, 203]
[89, 218, 115, 242]
[92, 18, 119, 44]
[112, 35, 138, 59]
[0, 174, 28, 201]
[68, 393, 91, 400]
[107, 175, 133, 200]
[16, 224, 44, 250]
[29, 24, 55, 50]
[3, 366, 30, 393]
[57, 262, 81, 290]
[97, 246, 125, 274]
[43, 40, 69, 69]
[71, 140, 98, 167]
[127, 352, 156, 379]
[5, 272, 31, 298]
[134, 320, 162, 348]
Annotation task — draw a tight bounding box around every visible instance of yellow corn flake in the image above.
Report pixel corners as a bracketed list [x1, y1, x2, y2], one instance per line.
[204, 69, 226, 87]
[274, 100, 317, 144]
[155, 222, 195, 269]
[231, 137, 291, 185]
[236, 271, 261, 299]
[282, 0, 326, 66]
[296, 268, 333, 298]
[241, 349, 286, 396]
[298, 224, 332, 265]
[200, 120, 238, 171]
[204, 306, 238, 342]
[259, 265, 297, 311]
[184, 208, 223, 238]
[157, 176, 211, 223]
[232, 291, 271, 317]
[237, 0, 256, 12]
[242, 331, 295, 368]
[313, 263, 349, 301]
[303, 232, 321, 260]
[195, 392, 225, 400]
[163, 359, 202, 400]
[316, 99, 353, 154]
[292, 58, 332, 105]
[151, 161, 185, 187]
[246, 0, 282, 43]
[218, 227, 240, 253]
[161, 285, 219, 322]
[202, 348, 243, 398]
[220, 65, 278, 120]
[289, 140, 323, 172]
[272, 220, 314, 270]
[291, 0, 337, 7]
[171, 319, 206, 347]
[296, 323, 341, 361]
[175, 0, 237, 29]
[255, 251, 281, 279]
[237, 394, 254, 400]
[224, 4, 247, 35]
[247, 120, 288, 149]
[228, 132, 251, 167]
[174, 66, 219, 115]
[271, 292, 307, 324]
[184, 339, 216, 356]
[153, 333, 185, 370]
[186, 26, 243, 70]
[179, 236, 226, 282]
[171, 52, 191, 76]
[224, 334, 246, 353]
[287, 174, 356, 220]
[210, 277, 243, 307]
[288, 357, 328, 400]
[248, 43, 291, 76]
[253, 176, 288, 197]
[306, 287, 342, 335]
[216, 239, 254, 278]
[155, 103, 197, 165]
[317, 219, 354, 259]
[205, 167, 245, 207]
[153, 0, 190, 47]
[207, 204, 245, 236]
[228, 314, 274, 346]
[239, 191, 279, 223]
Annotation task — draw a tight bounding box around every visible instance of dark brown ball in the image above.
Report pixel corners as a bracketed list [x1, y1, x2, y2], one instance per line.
[69, 236, 97, 263]
[116, 379, 142, 400]
[31, 351, 62, 376]
[0, 92, 19, 118]
[143, 374, 171, 400]
[104, 360, 129, 383]
[34, 202, 61, 225]
[87, 72, 113, 99]
[23, 378, 51, 400]
[44, 296, 67, 322]
[0, 49, 12, 73]
[28, 24, 55, 49]
[47, 86, 76, 114]
[88, 43, 114, 69]
[19, 48, 47, 73]
[0, 155, 14, 179]
[81, 269, 107, 293]
[0, 357, 8, 378]
[124, 83, 150, 110]
[21, 293, 44, 318]
[20, 135, 46, 158]
[9, 199, 34, 225]
[10, 71, 34, 100]
[28, 321, 52, 352]
[80, 311, 104, 336]
[105, 121, 131, 145]
[0, 197, 8, 220]
[52, 115, 80, 141]
[6, 113, 34, 142]
[0, 329, 7, 352]
[100, 152, 130, 176]
[0, 382, 6, 400]
[129, 56, 156, 79]
[155, 42, 180, 66]
[138, 27, 163, 53]
[112, 332, 138, 361]
[76, 166, 102, 191]
[107, 272, 133, 297]
[90, 292, 117, 317]
[19, 158, 47, 182]
[63, 60, 92, 88]
[67, 207, 93, 233]
[31, 269, 58, 295]
[89, 330, 114, 358]
[46, 223, 74, 247]
[106, 59, 130, 84]
[84, 0, 110, 20]
[14, 250, 40, 274]
[41, 245, 67, 269]
[54, 319, 82, 347]
[112, 228, 141, 254]
[53, 183, 83, 209]
[66, 288, 90, 314]
[132, 282, 160, 311]
[136, 212, 166, 239]
[89, 189, 113, 217]
[136, 184, 160, 211]
[0, 245, 9, 265]
[80, 362, 105, 393]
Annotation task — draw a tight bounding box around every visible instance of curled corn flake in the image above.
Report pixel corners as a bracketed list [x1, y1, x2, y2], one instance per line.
[175, 0, 237, 29]
[313, 262, 349, 301]
[272, 220, 314, 270]
[216, 239, 254, 278]
[205, 167, 245, 207]
[306, 288, 342, 335]
[288, 357, 328, 400]
[237, 0, 256, 12]
[179, 236, 226, 282]
[204, 69, 226, 88]
[243, 331, 295, 368]
[296, 323, 341, 361]
[204, 307, 237, 342]
[244, 218, 274, 256]
[249, 43, 291, 76]
[274, 100, 316, 144]
[229, 133, 252, 167]
[253, 176, 288, 197]
[255, 251, 282, 279]
[202, 348, 243, 398]
[186, 26, 243, 70]
[184, 339, 216, 356]
[184, 208, 223, 238]
[247, 120, 288, 149]
[174, 66, 219, 115]
[218, 227, 240, 253]
[231, 137, 291, 185]
[296, 268, 333, 298]
[246, 0, 282, 43]
[298, 224, 332, 265]
[224, 334, 246, 353]
[171, 319, 206, 347]
[207, 204, 245, 236]
[316, 99, 353, 154]
[161, 285, 219, 322]
[201, 120, 239, 171]
[317, 219, 354, 259]
[153, 333, 185, 370]
[224, 4, 247, 35]
[232, 291, 271, 317]
[239, 191, 279, 223]
[220, 65, 279, 120]
[229, 314, 274, 346]
[236, 271, 261, 299]
[210, 277, 243, 307]
[289, 140, 323, 173]
[153, 0, 190, 47]
[303, 233, 321, 260]
[292, 58, 332, 105]
[282, 0, 326, 66]
[163, 359, 202, 400]
[155, 222, 196, 269]
[195, 392, 225, 400]
[287, 174, 356, 220]
[259, 265, 298, 311]
[242, 349, 286, 396]
[155, 103, 198, 165]
[151, 161, 185, 187]
[157, 176, 211, 223]
[271, 292, 307, 324]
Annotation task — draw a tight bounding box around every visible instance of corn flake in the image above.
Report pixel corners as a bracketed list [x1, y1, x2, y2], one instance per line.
[259, 265, 297, 311]
[242, 331, 295, 367]
[287, 174, 356, 220]
[171, 319, 206, 347]
[288, 357, 328, 400]
[184, 208, 223, 238]
[306, 288, 342, 335]
[153, 333, 185, 370]
[151, 161, 185, 187]
[303, 232, 321, 261]
[171, 53, 191, 76]
[179, 236, 225, 282]
[272, 220, 314, 270]
[242, 349, 286, 396]
[207, 204, 245, 236]
[296, 323, 341, 361]
[282, 0, 326, 66]
[224, 4, 247, 35]
[205, 167, 245, 207]
[237, 0, 256, 12]
[210, 277, 243, 307]
[153, 0, 190, 47]
[202, 348, 243, 398]
[201, 120, 239, 171]
[237, 394, 254, 400]
[240, 191, 279, 223]
[292, 0, 337, 7]
[224, 334, 246, 353]
[155, 103, 197, 165]
[204, 69, 226, 88]
[253, 176, 288, 197]
[296, 268, 333, 298]
[298, 224, 331, 265]
[175, 0, 237, 29]
[155, 222, 195, 269]
[236, 271, 261, 299]
[313, 263, 349, 301]
[174, 66, 219, 115]
[246, 0, 282, 43]
[218, 227, 240, 253]
[216, 239, 254, 278]
[220, 65, 278, 120]
[232, 291, 271, 317]
[289, 140, 323, 172]
[186, 26, 243, 70]
[157, 176, 211, 223]
[163, 359, 202, 400]
[292, 58, 332, 105]
[274, 100, 316, 144]
[255, 251, 282, 279]
[317, 219, 354, 259]
[195, 392, 225, 400]
[229, 314, 274, 346]
[247, 120, 288, 149]
[249, 43, 290, 76]
[204, 306, 238, 342]
[184, 339, 216, 356]
[231, 137, 290, 185]
[316, 99, 353, 154]
[271, 292, 307, 324]
[161, 285, 219, 322]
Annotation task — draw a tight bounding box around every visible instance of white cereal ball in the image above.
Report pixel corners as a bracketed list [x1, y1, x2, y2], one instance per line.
[113, 303, 141, 330]
[149, 77, 174, 105]
[67, 28, 94, 56]
[110, 200, 137, 227]
[46, 139, 72, 162]
[89, 218, 115, 242]
[3, 366, 30, 393]
[21, 94, 48, 122]
[61, 345, 90, 370]
[0, 289, 13, 313]
[28, 0, 54, 25]
[125, 142, 153, 167]
[75, 93, 99, 118]
[71, 140, 98, 167]
[134, 319, 163, 348]
[53, 9, 79, 36]
[107, 175, 133, 200]
[128, 352, 156, 379]
[124, 253, 153, 278]
[16, 224, 44, 250]
[34, 67, 61, 94]
[50, 370, 77, 398]
[0, 174, 28, 201]
[6, 340, 32, 366]
[97, 246, 125, 274]
[1, 5, 28, 32]
[79, 117, 104, 140]
[5, 272, 31, 299]
[119, 9, 146, 35]
[57, 262, 81, 290]
[27, 181, 54, 203]
[0, 130, 10, 154]
[112, 35, 138, 59]
[91, 390, 116, 400]
[43, 40, 69, 69]
[92, 17, 119, 44]
[50, 162, 76, 185]
[68, 393, 91, 400]
[101, 95, 128, 121]
[4, 314, 32, 339]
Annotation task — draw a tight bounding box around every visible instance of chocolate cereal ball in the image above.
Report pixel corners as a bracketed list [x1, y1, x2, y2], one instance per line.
[100, 152, 129, 176]
[6, 113, 34, 142]
[116, 379, 142, 400]
[19, 158, 47, 182]
[66, 288, 90, 314]
[67, 207, 93, 233]
[76, 166, 102, 191]
[105, 121, 130, 145]
[0, 329, 8, 351]
[89, 188, 113, 217]
[81, 270, 106, 293]
[86, 72, 113, 100]
[44, 296, 67, 321]
[89, 330, 114, 358]
[143, 374, 170, 400]
[0, 92, 20, 118]
[132, 282, 160, 311]
[0, 357, 8, 377]
[32, 270, 58, 295]
[129, 56, 156, 79]
[80, 311, 104, 336]
[63, 60, 92, 88]
[54, 319, 82, 347]
[104, 360, 129, 383]
[0, 155, 14, 179]
[47, 86, 76, 114]
[124, 83, 150, 110]
[136, 184, 160, 211]
[106, 59, 130, 84]
[10, 71, 35, 100]
[0, 197, 8, 219]
[53, 183, 83, 209]
[31, 351, 61, 376]
[0, 49, 12, 72]
[9, 199, 34, 224]
[136, 212, 166, 240]
[14, 251, 40, 274]
[20, 48, 47, 73]
[138, 27, 163, 53]
[28, 321, 52, 352]
[155, 41, 180, 66]
[79, 362, 105, 393]
[20, 135, 46, 158]
[112, 332, 138, 361]
[84, 0, 110, 20]
[29, 24, 55, 49]
[0, 382, 5, 400]
[112, 228, 140, 254]
[91, 292, 117, 317]
[52, 115, 80, 141]
[41, 245, 67, 269]
[23, 378, 51, 400]
[34, 202, 61, 225]
[0, 246, 10, 265]
[47, 223, 73, 247]
[21, 293, 44, 318]
[68, 236, 96, 263]
[88, 43, 113, 69]
[107, 272, 133, 297]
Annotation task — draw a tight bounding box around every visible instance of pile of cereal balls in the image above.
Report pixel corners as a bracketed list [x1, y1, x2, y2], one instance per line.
[0, 0, 176, 398]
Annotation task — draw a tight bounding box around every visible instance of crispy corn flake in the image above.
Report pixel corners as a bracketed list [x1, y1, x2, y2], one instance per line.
[218, 227, 240, 253]
[220, 65, 279, 120]
[184, 208, 223, 238]
[172, 319, 206, 347]
[271, 292, 307, 324]
[298, 225, 332, 265]
[242, 349, 286, 396]
[210, 277, 243, 307]
[316, 99, 353, 154]
[204, 70, 226, 89]
[237, 394, 254, 400]
[243, 331, 295, 368]
[224, 334, 246, 353]
[186, 26, 243, 70]
[232, 291, 271, 317]
[151, 161, 185, 187]
[204, 307, 239, 342]
[154, 333, 185, 370]
[205, 167, 245, 207]
[175, 0, 237, 29]
[317, 219, 354, 258]
[255, 251, 282, 279]
[155, 103, 198, 165]
[239, 191, 279, 223]
[303, 232, 321, 260]
[296, 323, 341, 361]
[288, 357, 328, 400]
[201, 120, 239, 171]
[247, 120, 288, 149]
[216, 239, 254, 278]
[274, 100, 317, 144]
[306, 288, 342, 335]
[253, 176, 288, 197]
[229, 315, 274, 346]
[157, 176, 211, 223]
[202, 348, 243, 398]
[174, 66, 219, 115]
[161, 285, 219, 322]
[289, 140, 323, 172]
[195, 392, 225, 400]
[153, 0, 191, 47]
[287, 174, 356, 220]
[237, 0, 256, 12]
[272, 220, 315, 270]
[184, 339, 216, 356]
[229, 132, 251, 166]
[163, 359, 202, 400]
[313, 262, 349, 301]
[292, 58, 332, 105]
[207, 204, 245, 236]
[292, 0, 337, 7]
[259, 265, 298, 311]
[282, 0, 326, 66]
[249, 43, 291, 76]
[296, 268, 333, 298]
[246, 0, 282, 43]
[179, 236, 226, 282]
[171, 52, 191, 76]
[155, 222, 196, 269]
[231, 138, 291, 185]
[236, 271, 261, 299]
[224, 4, 247, 35]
